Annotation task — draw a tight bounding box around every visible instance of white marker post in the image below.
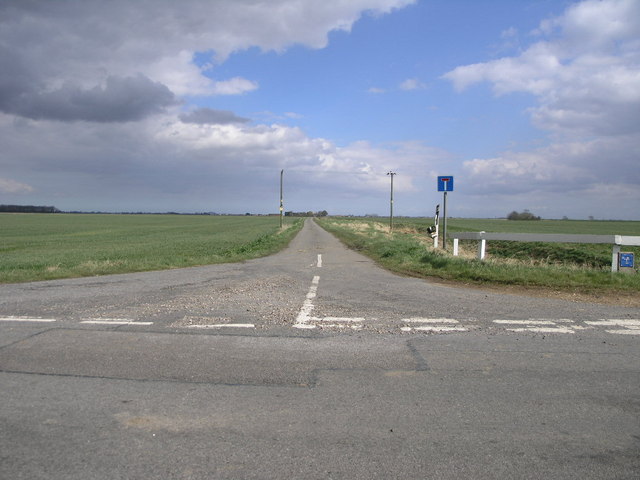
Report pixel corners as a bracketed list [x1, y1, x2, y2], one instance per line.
[279, 169, 284, 229]
[433, 205, 440, 248]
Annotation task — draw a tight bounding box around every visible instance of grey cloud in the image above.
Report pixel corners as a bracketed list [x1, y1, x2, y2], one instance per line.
[0, 0, 411, 122]
[0, 74, 177, 123]
[179, 108, 250, 125]
[0, 46, 35, 100]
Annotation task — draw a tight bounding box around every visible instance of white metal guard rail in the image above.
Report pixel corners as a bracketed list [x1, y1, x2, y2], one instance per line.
[449, 232, 640, 272]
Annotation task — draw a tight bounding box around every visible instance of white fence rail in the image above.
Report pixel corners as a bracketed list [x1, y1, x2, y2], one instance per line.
[450, 232, 640, 272]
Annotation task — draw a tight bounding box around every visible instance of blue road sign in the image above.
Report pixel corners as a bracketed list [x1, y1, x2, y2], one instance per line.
[437, 176, 454, 192]
[619, 253, 635, 268]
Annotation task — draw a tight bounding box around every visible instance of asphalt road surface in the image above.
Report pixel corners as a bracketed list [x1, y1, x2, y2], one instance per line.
[1, 219, 639, 479]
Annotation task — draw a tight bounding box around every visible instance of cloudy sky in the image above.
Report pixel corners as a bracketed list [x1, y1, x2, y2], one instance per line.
[1, 0, 638, 219]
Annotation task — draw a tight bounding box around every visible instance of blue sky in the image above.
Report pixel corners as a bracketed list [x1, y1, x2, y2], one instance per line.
[0, 0, 638, 219]
[202, 1, 551, 151]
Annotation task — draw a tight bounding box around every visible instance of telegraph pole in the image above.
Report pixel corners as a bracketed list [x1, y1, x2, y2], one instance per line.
[279, 169, 284, 229]
[387, 171, 397, 232]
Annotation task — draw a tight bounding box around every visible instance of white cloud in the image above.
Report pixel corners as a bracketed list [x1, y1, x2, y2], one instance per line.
[464, 135, 640, 193]
[399, 78, 426, 91]
[443, 0, 640, 216]
[0, 109, 445, 212]
[0, 0, 414, 120]
[0, 177, 33, 194]
[443, 0, 640, 137]
[210, 77, 259, 96]
[0, 0, 418, 213]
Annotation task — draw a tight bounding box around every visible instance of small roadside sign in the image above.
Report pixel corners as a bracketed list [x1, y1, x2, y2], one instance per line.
[438, 176, 454, 192]
[619, 252, 635, 268]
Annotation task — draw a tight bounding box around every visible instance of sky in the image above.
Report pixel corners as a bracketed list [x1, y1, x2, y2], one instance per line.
[0, 0, 638, 219]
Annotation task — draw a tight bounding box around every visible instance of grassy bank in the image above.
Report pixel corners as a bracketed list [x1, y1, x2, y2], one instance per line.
[317, 217, 640, 297]
[0, 214, 303, 283]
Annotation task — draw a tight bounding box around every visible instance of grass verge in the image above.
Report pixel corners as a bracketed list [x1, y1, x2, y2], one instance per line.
[316, 218, 640, 300]
[0, 214, 303, 284]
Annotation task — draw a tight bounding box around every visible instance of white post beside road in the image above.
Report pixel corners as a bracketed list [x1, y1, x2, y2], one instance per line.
[453, 238, 459, 256]
[478, 237, 486, 260]
[612, 245, 621, 273]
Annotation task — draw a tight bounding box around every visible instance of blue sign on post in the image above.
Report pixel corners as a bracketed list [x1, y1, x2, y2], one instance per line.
[438, 176, 454, 192]
[619, 253, 635, 268]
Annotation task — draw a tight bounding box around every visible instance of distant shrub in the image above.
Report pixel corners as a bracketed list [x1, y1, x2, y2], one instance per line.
[507, 210, 541, 221]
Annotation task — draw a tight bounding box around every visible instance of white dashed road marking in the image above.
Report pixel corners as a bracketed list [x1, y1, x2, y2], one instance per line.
[293, 273, 366, 330]
[493, 319, 577, 334]
[585, 319, 640, 335]
[80, 318, 154, 326]
[184, 323, 255, 329]
[317, 254, 322, 268]
[294, 275, 321, 329]
[401, 318, 468, 333]
[320, 317, 366, 323]
[0, 316, 57, 323]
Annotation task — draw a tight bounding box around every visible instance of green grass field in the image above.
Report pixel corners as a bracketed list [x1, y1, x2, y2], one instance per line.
[0, 214, 302, 284]
[317, 217, 640, 296]
[399, 217, 640, 236]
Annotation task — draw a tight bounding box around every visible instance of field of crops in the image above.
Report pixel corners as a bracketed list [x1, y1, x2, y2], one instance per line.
[400, 217, 640, 236]
[0, 214, 302, 284]
[317, 217, 640, 297]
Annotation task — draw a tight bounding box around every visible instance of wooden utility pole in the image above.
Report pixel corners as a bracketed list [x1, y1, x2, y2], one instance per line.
[387, 171, 397, 232]
[279, 169, 284, 229]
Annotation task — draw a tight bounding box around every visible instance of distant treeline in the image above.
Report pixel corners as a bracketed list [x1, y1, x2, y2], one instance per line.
[0, 205, 331, 216]
[0, 205, 60, 213]
[285, 210, 328, 217]
[507, 210, 541, 221]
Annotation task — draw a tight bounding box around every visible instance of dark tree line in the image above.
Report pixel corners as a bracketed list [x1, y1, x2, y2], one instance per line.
[285, 210, 328, 217]
[0, 205, 60, 213]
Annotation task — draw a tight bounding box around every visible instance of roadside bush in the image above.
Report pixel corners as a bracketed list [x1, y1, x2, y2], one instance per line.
[507, 210, 541, 221]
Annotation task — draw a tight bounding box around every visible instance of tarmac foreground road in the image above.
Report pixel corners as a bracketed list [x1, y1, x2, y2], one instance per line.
[1, 219, 639, 479]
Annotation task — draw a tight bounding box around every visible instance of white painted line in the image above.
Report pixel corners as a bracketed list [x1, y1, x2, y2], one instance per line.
[185, 323, 255, 329]
[506, 327, 575, 334]
[294, 276, 320, 329]
[585, 319, 640, 327]
[0, 316, 57, 323]
[494, 320, 557, 325]
[607, 329, 640, 335]
[321, 324, 363, 330]
[320, 317, 366, 323]
[404, 318, 460, 324]
[317, 254, 322, 268]
[412, 326, 468, 332]
[82, 318, 134, 322]
[81, 318, 154, 326]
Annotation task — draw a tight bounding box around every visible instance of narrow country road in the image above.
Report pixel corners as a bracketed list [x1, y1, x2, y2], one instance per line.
[1, 219, 639, 479]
